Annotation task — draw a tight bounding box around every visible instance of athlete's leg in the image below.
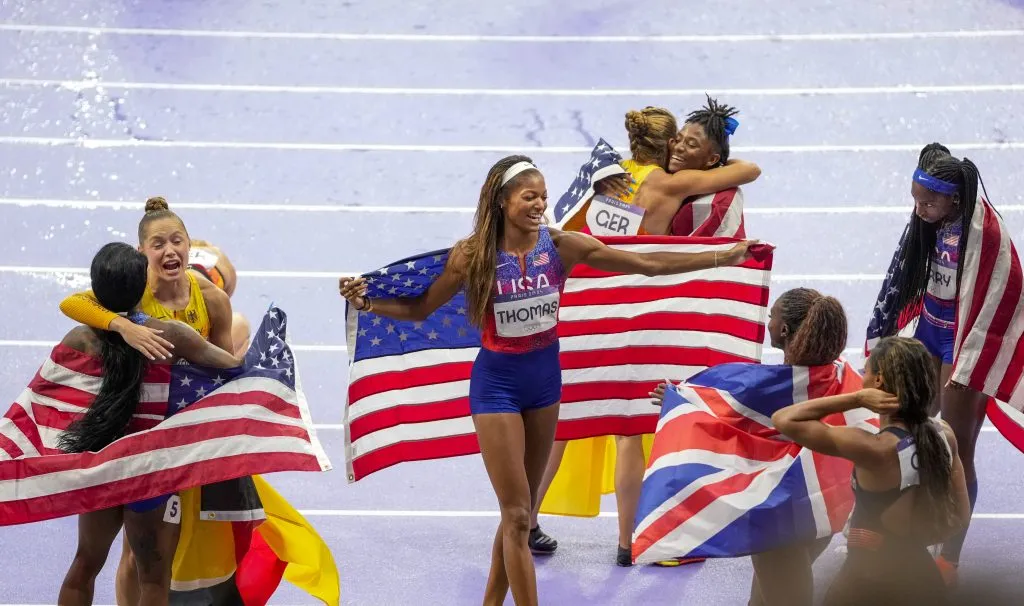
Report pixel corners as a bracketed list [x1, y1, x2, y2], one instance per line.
[614, 435, 645, 560]
[59, 507, 124, 606]
[122, 498, 181, 606]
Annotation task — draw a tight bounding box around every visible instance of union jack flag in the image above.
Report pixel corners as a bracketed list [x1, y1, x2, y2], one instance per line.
[343, 237, 775, 481]
[552, 138, 627, 225]
[632, 359, 877, 564]
[0, 306, 331, 525]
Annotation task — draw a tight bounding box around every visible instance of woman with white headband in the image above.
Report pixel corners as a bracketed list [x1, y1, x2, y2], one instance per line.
[339, 154, 758, 606]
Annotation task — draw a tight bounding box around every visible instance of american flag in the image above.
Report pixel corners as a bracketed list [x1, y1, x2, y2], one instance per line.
[865, 197, 1024, 451]
[0, 306, 331, 525]
[343, 236, 774, 481]
[632, 359, 878, 564]
[671, 188, 747, 238]
[552, 138, 627, 226]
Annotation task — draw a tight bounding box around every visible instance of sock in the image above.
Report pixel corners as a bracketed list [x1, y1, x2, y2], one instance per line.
[940, 478, 978, 563]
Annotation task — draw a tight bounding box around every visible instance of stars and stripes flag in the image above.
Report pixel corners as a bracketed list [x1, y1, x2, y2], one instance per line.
[865, 196, 1024, 451]
[632, 359, 877, 564]
[551, 138, 627, 226]
[343, 236, 774, 481]
[671, 188, 747, 238]
[0, 306, 331, 525]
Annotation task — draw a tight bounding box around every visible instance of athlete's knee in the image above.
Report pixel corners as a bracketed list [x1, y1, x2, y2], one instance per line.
[499, 503, 532, 536]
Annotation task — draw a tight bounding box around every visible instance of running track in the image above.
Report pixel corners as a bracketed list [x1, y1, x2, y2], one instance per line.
[1, 0, 1024, 603]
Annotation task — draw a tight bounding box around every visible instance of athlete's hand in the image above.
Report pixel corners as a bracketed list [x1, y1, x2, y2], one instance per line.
[111, 317, 173, 361]
[594, 174, 635, 200]
[650, 381, 670, 406]
[855, 388, 900, 415]
[723, 240, 760, 265]
[339, 276, 369, 310]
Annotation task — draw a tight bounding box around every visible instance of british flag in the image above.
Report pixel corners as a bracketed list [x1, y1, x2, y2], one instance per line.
[632, 359, 877, 564]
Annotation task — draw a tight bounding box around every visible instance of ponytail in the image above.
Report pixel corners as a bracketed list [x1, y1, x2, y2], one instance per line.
[776, 288, 848, 366]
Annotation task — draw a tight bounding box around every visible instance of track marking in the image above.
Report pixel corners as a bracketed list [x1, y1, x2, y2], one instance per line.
[7, 78, 1024, 97]
[2, 23, 1023, 42]
[1, 136, 1022, 154]
[2, 197, 1022, 215]
[0, 265, 887, 281]
[292, 509, 1017, 517]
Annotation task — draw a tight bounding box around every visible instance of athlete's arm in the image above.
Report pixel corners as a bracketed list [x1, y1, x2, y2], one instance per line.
[154, 319, 244, 368]
[339, 248, 466, 322]
[551, 229, 756, 276]
[772, 389, 897, 466]
[647, 159, 761, 200]
[59, 290, 174, 360]
[198, 278, 235, 353]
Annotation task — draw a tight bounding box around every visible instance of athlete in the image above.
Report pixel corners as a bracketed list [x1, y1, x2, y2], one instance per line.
[534, 98, 760, 564]
[57, 197, 258, 604]
[56, 242, 245, 606]
[774, 337, 970, 605]
[339, 155, 758, 606]
[867, 143, 1023, 584]
[188, 238, 252, 356]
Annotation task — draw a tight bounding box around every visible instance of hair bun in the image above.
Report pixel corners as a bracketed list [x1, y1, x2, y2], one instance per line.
[144, 196, 169, 213]
[625, 110, 649, 138]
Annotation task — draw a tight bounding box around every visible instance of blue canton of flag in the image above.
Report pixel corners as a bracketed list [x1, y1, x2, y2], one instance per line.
[553, 138, 627, 225]
[865, 222, 919, 355]
[167, 306, 296, 416]
[352, 250, 482, 362]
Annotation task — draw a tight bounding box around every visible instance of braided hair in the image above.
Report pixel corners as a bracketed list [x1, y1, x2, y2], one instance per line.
[683, 95, 740, 167]
[880, 143, 986, 336]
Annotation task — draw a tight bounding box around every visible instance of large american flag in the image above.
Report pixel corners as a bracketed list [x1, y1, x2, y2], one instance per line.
[865, 197, 1024, 451]
[343, 236, 774, 481]
[632, 359, 877, 564]
[0, 306, 331, 525]
[552, 138, 627, 226]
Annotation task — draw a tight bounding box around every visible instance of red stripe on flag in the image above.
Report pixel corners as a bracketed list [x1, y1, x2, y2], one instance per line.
[561, 345, 754, 370]
[349, 396, 470, 442]
[351, 433, 480, 479]
[632, 465, 767, 561]
[0, 451, 320, 526]
[555, 414, 658, 440]
[561, 281, 768, 308]
[559, 312, 763, 342]
[349, 360, 472, 403]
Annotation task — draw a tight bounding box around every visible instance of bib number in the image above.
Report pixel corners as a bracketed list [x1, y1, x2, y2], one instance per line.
[586, 195, 644, 236]
[163, 495, 182, 525]
[493, 290, 560, 338]
[189, 247, 219, 270]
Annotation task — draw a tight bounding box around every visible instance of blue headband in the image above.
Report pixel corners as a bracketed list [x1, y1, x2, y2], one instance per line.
[724, 117, 739, 136]
[913, 168, 958, 196]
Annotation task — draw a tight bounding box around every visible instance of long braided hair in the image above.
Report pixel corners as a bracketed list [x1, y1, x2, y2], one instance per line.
[683, 94, 740, 167]
[58, 243, 150, 453]
[775, 288, 849, 366]
[867, 336, 956, 531]
[880, 143, 985, 336]
[460, 155, 541, 328]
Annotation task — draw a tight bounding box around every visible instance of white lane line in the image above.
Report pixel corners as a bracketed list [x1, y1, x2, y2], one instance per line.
[0, 265, 886, 281]
[0, 339, 346, 352]
[1, 136, 1023, 154]
[293, 509, 1016, 517]
[7, 78, 1024, 97]
[3, 198, 1023, 215]
[2, 23, 1022, 42]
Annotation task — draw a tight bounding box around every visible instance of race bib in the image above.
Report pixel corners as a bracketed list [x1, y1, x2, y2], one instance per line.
[586, 194, 644, 236]
[927, 263, 957, 300]
[163, 494, 182, 525]
[493, 287, 560, 338]
[189, 247, 219, 270]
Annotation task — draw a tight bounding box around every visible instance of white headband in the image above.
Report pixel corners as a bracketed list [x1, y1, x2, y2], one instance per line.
[500, 161, 538, 186]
